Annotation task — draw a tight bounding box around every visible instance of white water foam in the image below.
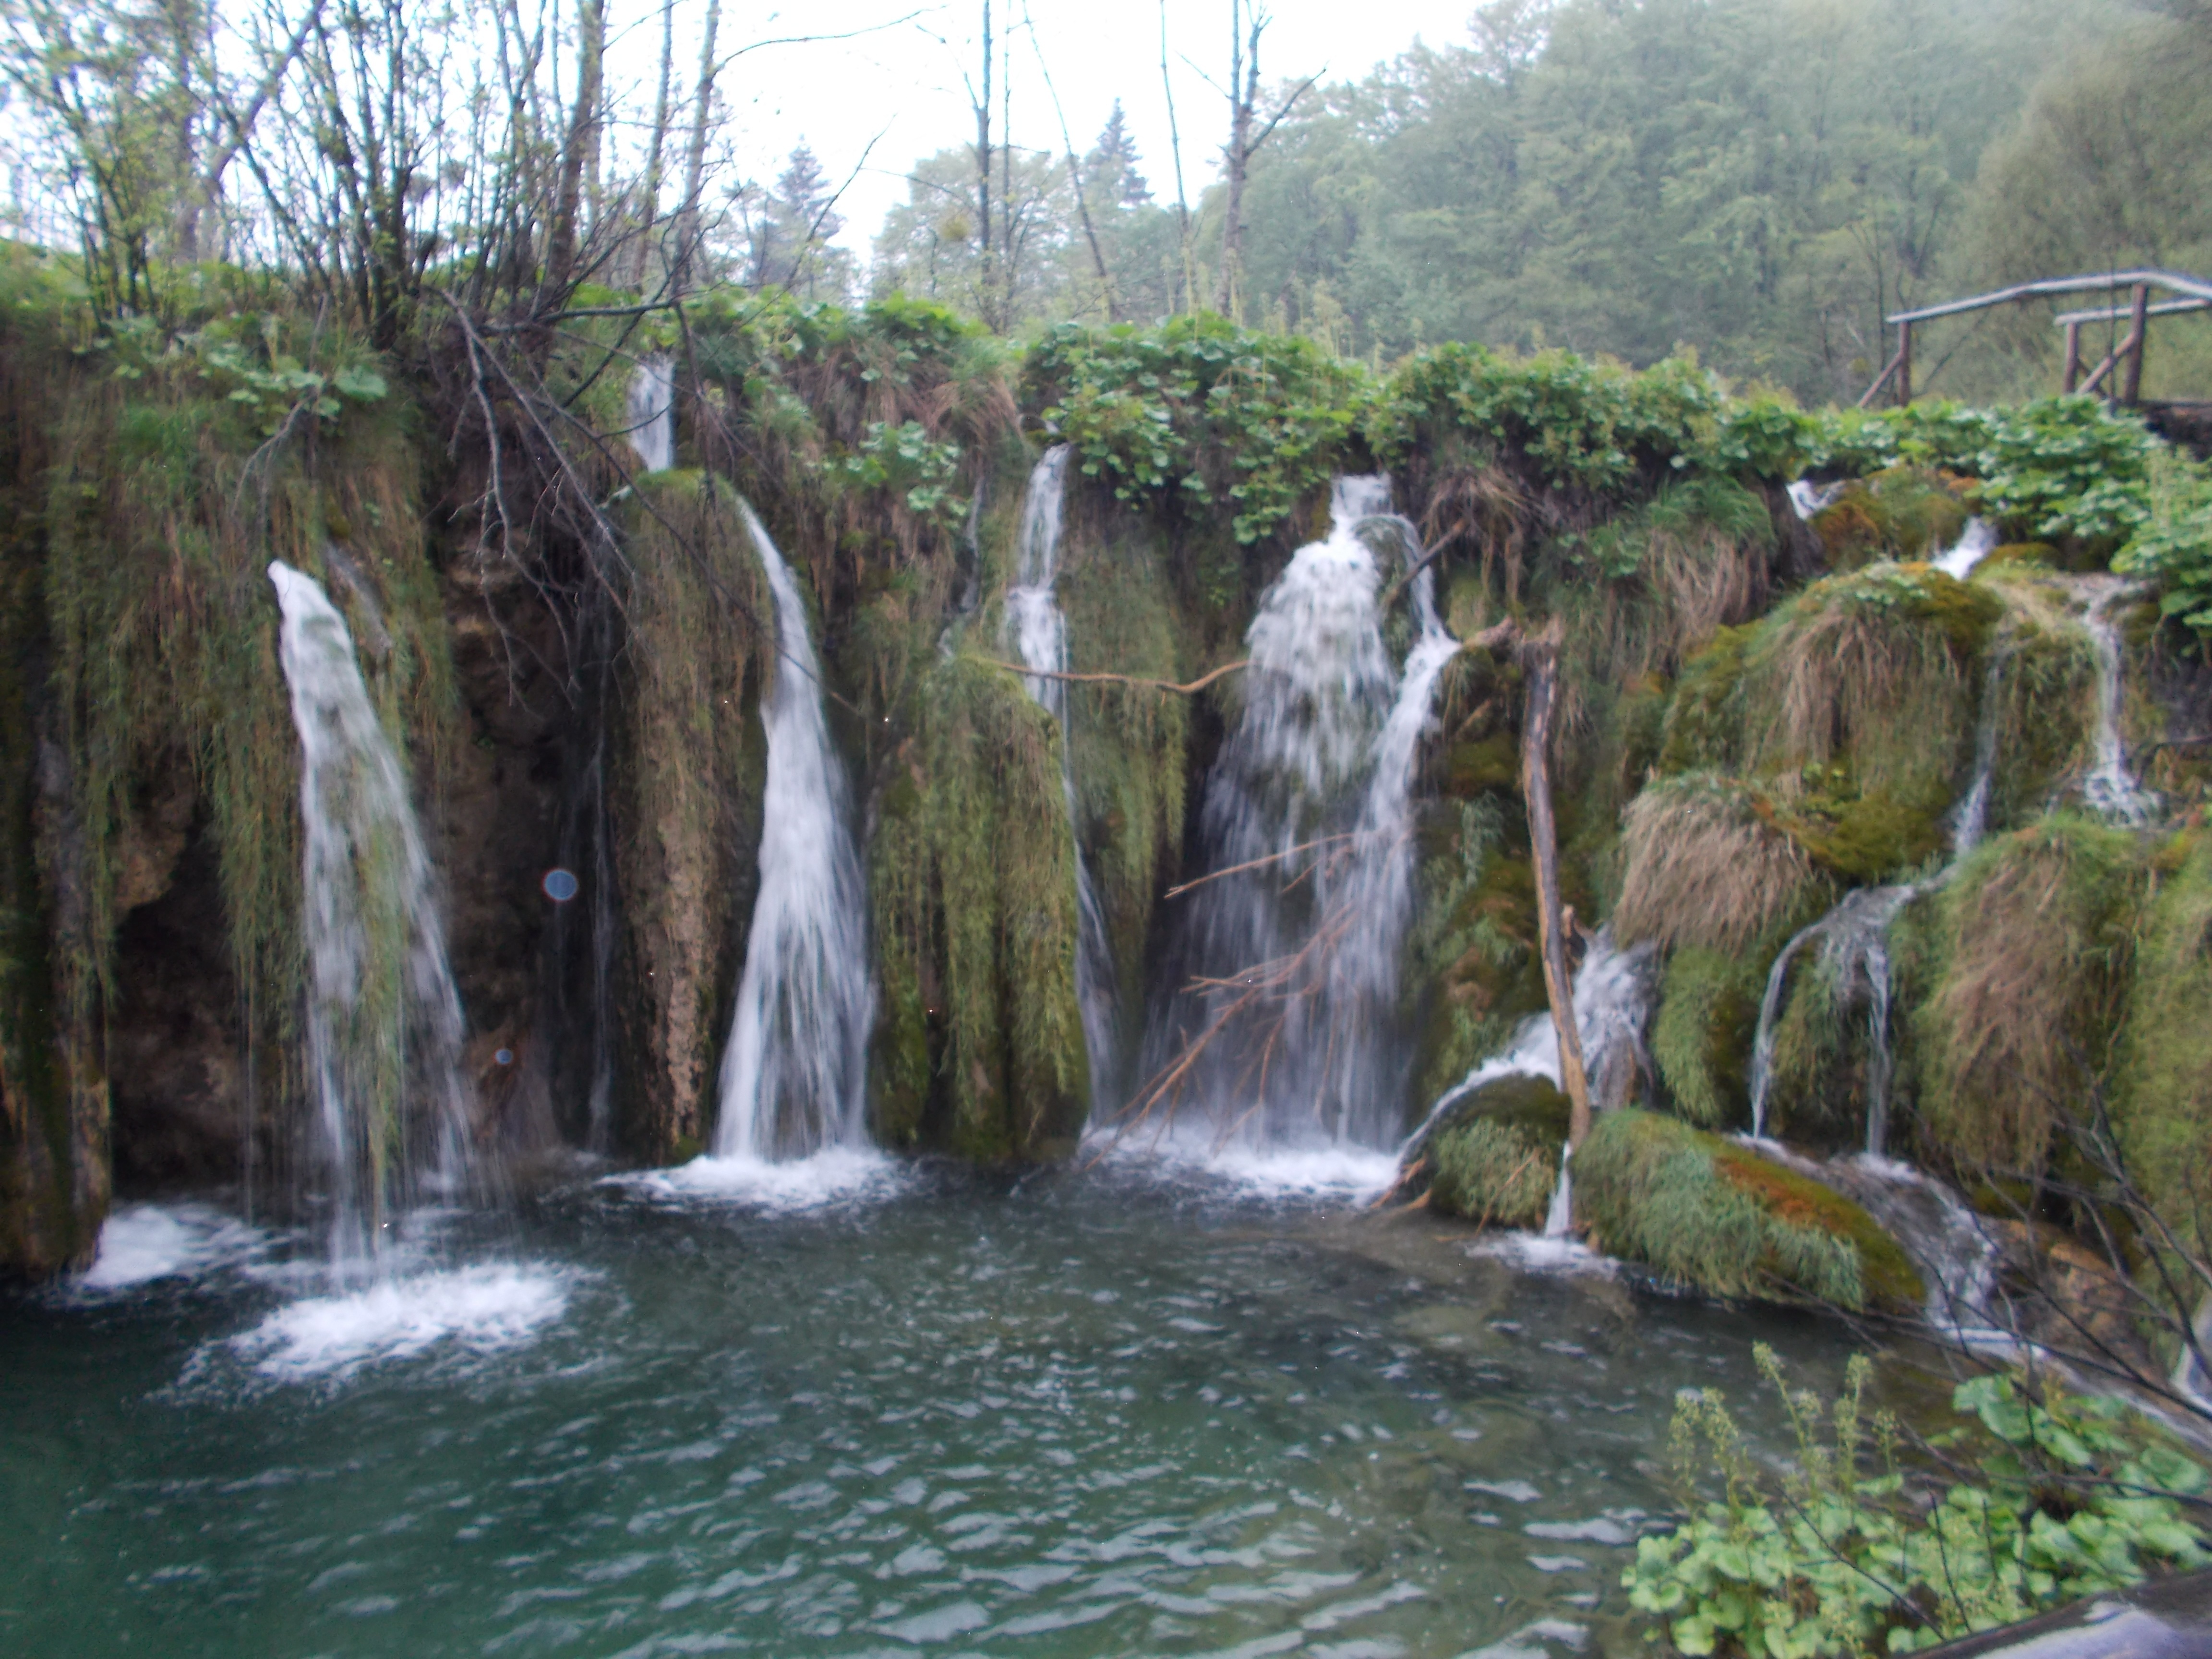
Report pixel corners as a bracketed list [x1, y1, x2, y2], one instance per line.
[1093, 1131, 1402, 1201]
[227, 1262, 574, 1381]
[1470, 1232, 1616, 1278]
[78, 1203, 269, 1291]
[626, 1144, 907, 1211]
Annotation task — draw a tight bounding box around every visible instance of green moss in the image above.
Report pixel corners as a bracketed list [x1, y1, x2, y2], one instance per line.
[1811, 467, 1970, 569]
[1056, 508, 1189, 1035]
[1431, 1118, 1560, 1229]
[614, 475, 770, 1157]
[1658, 624, 1754, 775]
[871, 655, 1089, 1160]
[1422, 1073, 1570, 1229]
[1763, 773, 1955, 884]
[37, 319, 451, 1204]
[1575, 1109, 1922, 1312]
[2111, 832, 2212, 1252]
[1914, 816, 2146, 1174]
[1652, 946, 1760, 1129]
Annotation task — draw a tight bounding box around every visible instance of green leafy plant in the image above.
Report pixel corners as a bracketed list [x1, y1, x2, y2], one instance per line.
[1627, 1351, 2211, 1657]
[1027, 313, 1366, 544]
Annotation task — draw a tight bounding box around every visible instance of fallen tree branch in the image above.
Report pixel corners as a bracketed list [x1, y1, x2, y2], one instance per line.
[977, 657, 1250, 695]
[1162, 832, 1362, 899]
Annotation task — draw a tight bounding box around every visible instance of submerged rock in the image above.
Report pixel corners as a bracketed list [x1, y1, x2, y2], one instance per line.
[1574, 1110, 1923, 1312]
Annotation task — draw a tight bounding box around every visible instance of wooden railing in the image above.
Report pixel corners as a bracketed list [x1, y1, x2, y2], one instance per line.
[1859, 269, 2212, 408]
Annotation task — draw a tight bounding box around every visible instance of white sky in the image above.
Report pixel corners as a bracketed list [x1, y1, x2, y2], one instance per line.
[606, 2, 1478, 253]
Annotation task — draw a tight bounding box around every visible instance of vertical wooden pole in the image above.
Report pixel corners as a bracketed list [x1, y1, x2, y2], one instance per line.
[1519, 621, 1591, 1145]
[2122, 282, 2151, 405]
[2064, 321, 2082, 393]
[1896, 320, 1912, 407]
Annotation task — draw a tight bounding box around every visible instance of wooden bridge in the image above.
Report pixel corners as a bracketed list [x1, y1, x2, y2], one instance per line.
[1861, 269, 2212, 408]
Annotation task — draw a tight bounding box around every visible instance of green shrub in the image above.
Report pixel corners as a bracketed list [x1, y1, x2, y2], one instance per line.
[1627, 1350, 2211, 1658]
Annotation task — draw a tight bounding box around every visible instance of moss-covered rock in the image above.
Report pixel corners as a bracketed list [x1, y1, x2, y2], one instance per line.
[870, 655, 1090, 1160]
[1422, 1074, 1569, 1229]
[1914, 816, 2146, 1174]
[1810, 467, 1970, 569]
[613, 474, 770, 1158]
[1575, 1109, 1923, 1311]
[2110, 831, 2212, 1251]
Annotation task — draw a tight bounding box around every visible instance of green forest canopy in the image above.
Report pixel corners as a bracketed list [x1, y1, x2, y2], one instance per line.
[855, 0, 2212, 407]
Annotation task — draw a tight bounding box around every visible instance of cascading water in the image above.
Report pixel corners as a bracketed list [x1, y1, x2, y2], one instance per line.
[712, 505, 873, 1161]
[1402, 930, 1658, 1159]
[2077, 577, 2158, 823]
[1005, 445, 1115, 1099]
[627, 357, 675, 474]
[1934, 517, 1998, 580]
[1154, 476, 1452, 1148]
[269, 562, 475, 1272]
[1746, 653, 2007, 1149]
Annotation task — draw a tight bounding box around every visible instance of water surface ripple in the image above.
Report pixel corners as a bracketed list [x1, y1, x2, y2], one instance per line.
[1, 1165, 1851, 1657]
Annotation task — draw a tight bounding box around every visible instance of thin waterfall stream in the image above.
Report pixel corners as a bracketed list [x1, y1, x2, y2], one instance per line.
[268, 561, 477, 1273]
[1746, 649, 2007, 1149]
[627, 356, 675, 473]
[1006, 444, 1116, 1100]
[2078, 575, 2158, 822]
[711, 503, 874, 1162]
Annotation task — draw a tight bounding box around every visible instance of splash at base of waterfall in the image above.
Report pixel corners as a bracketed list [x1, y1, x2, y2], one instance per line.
[219, 1262, 579, 1382]
[1090, 1129, 1403, 1201]
[622, 1145, 908, 1211]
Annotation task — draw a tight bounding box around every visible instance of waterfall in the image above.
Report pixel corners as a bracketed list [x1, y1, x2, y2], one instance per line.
[2078, 577, 2157, 824]
[1934, 517, 1998, 580]
[1540, 1144, 1575, 1238]
[1403, 931, 1657, 1157]
[1746, 655, 2007, 1148]
[1786, 480, 1844, 521]
[1156, 476, 1450, 1147]
[627, 357, 675, 474]
[1005, 445, 1115, 1100]
[269, 562, 474, 1272]
[712, 505, 873, 1161]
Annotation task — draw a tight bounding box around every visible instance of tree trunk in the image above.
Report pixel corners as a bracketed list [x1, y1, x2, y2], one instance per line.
[674, 0, 722, 294]
[1518, 621, 1591, 1145]
[1216, 5, 1256, 316]
[543, 0, 605, 303]
[634, 0, 676, 285]
[972, 1, 995, 329]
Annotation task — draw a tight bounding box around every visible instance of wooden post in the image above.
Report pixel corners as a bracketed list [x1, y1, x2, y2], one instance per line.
[2122, 282, 2151, 405]
[1896, 319, 1912, 407]
[2064, 320, 2082, 393]
[1518, 620, 1591, 1145]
